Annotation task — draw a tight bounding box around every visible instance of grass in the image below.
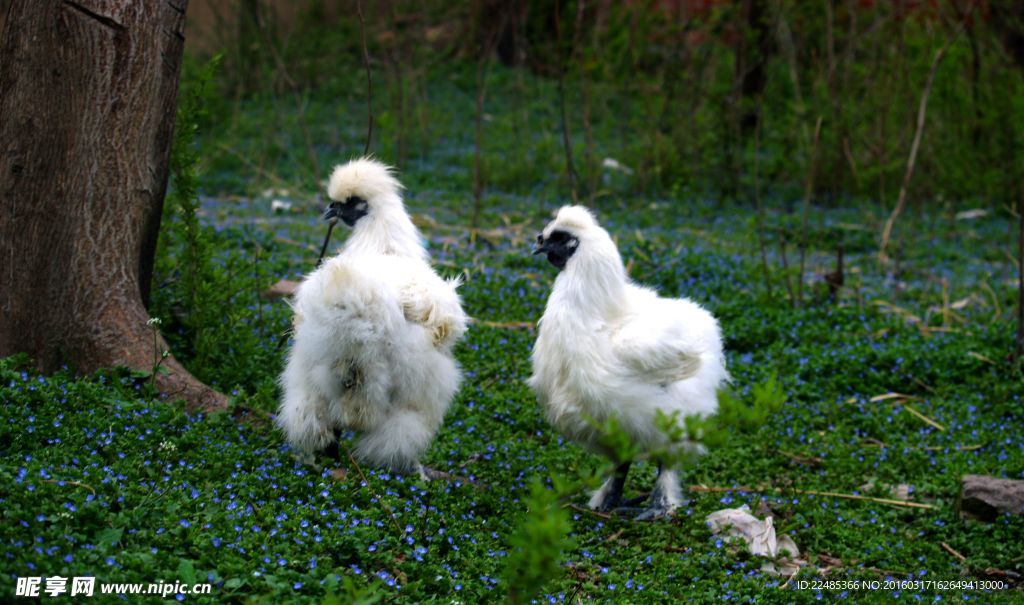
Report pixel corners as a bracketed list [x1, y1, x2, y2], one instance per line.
[2, 66, 1024, 603]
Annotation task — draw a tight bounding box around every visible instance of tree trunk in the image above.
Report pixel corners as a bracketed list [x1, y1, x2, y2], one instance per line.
[0, 0, 227, 412]
[734, 0, 771, 136]
[990, 0, 1024, 70]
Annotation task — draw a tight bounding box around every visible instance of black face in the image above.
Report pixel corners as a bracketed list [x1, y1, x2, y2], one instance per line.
[324, 195, 369, 227]
[533, 229, 579, 269]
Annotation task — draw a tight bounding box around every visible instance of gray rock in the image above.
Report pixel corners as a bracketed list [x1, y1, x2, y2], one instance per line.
[958, 475, 1024, 522]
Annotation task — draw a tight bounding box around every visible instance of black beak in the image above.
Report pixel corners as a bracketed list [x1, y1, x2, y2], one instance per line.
[323, 202, 342, 221]
[533, 234, 548, 255]
[323, 196, 369, 227]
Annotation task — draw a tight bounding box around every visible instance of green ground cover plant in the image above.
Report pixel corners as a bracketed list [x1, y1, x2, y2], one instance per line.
[3, 49, 1024, 605]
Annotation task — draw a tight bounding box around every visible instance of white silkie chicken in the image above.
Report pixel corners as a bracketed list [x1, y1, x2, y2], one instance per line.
[528, 206, 729, 520]
[278, 158, 467, 476]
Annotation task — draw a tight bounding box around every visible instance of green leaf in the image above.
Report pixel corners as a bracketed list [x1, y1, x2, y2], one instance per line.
[95, 526, 123, 550]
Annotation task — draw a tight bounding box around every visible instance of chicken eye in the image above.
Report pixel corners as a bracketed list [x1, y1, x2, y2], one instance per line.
[537, 234, 544, 244]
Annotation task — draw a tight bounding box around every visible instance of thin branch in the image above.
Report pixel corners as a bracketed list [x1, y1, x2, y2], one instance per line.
[316, 218, 338, 268]
[344, 446, 404, 534]
[689, 485, 934, 509]
[315, 0, 373, 265]
[254, 3, 320, 184]
[554, 1, 579, 203]
[778, 228, 795, 309]
[879, 1, 977, 262]
[1016, 170, 1024, 363]
[472, 10, 503, 229]
[753, 86, 773, 299]
[42, 479, 96, 497]
[357, 0, 373, 155]
[941, 541, 967, 562]
[798, 116, 823, 307]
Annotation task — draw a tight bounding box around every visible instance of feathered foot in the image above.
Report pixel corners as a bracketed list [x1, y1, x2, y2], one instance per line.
[322, 429, 343, 465]
[635, 467, 686, 522]
[589, 462, 631, 510]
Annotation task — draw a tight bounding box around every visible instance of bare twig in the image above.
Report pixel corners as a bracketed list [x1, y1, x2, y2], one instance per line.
[879, 1, 977, 262]
[472, 11, 503, 229]
[345, 446, 404, 534]
[316, 217, 338, 268]
[778, 228, 795, 309]
[1016, 171, 1024, 363]
[42, 479, 96, 497]
[903, 404, 946, 432]
[689, 484, 935, 509]
[779, 572, 799, 590]
[356, 0, 373, 155]
[315, 0, 373, 265]
[941, 542, 967, 562]
[216, 144, 292, 189]
[457, 454, 483, 471]
[753, 87, 773, 299]
[562, 503, 611, 519]
[797, 116, 823, 307]
[254, 3, 320, 184]
[554, 2, 579, 203]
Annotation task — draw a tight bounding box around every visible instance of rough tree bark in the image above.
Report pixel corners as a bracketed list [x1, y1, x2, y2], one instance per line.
[0, 0, 227, 412]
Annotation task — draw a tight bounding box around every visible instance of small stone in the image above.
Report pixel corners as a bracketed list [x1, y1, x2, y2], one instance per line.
[260, 279, 301, 300]
[958, 475, 1024, 522]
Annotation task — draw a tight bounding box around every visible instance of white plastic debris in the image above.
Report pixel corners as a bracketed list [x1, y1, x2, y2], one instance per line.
[955, 209, 988, 221]
[602, 157, 635, 175]
[706, 505, 807, 576]
[271, 199, 293, 214]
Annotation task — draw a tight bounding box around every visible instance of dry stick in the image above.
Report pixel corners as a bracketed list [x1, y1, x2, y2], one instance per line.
[941, 541, 967, 562]
[779, 572, 799, 590]
[778, 228, 795, 309]
[316, 218, 338, 268]
[573, 0, 598, 203]
[563, 503, 611, 520]
[1015, 171, 1024, 363]
[753, 88, 773, 299]
[390, 5, 406, 167]
[619, 7, 637, 159]
[317, 0, 374, 267]
[797, 116, 823, 308]
[217, 144, 293, 189]
[471, 17, 502, 229]
[344, 446, 404, 534]
[42, 479, 96, 497]
[254, 4, 320, 185]
[554, 2, 579, 203]
[357, 0, 373, 155]
[879, 1, 976, 263]
[689, 485, 934, 509]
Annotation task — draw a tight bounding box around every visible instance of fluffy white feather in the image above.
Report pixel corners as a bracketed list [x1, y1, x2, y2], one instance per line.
[278, 158, 467, 471]
[528, 205, 729, 516]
